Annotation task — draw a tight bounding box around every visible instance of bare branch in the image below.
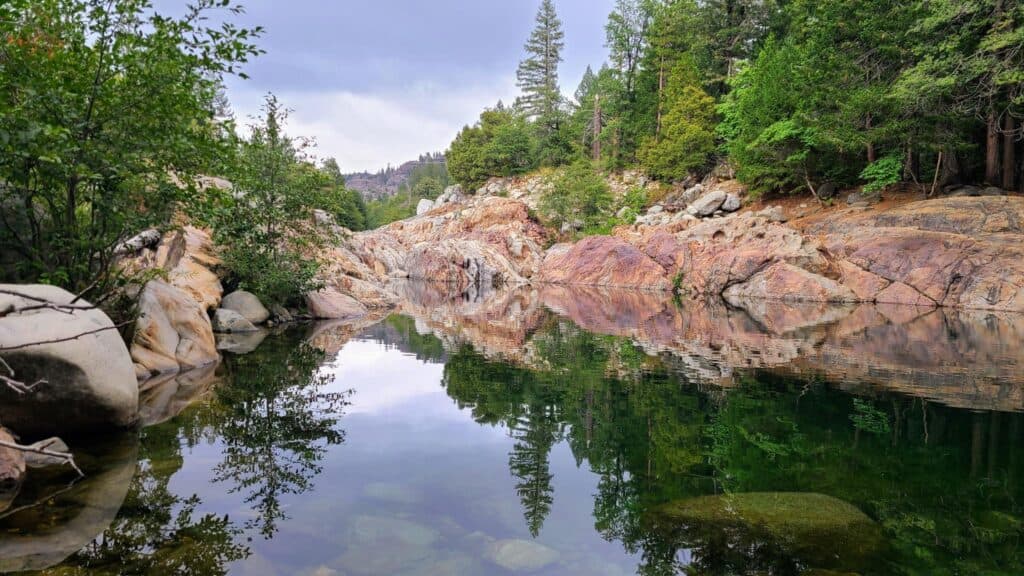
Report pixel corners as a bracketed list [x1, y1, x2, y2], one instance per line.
[0, 439, 83, 477]
[0, 320, 131, 352]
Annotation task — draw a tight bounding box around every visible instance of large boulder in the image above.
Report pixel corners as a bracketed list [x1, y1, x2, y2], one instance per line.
[306, 288, 369, 320]
[219, 290, 270, 324]
[0, 285, 139, 436]
[656, 493, 885, 573]
[415, 198, 435, 215]
[130, 280, 218, 378]
[687, 189, 727, 216]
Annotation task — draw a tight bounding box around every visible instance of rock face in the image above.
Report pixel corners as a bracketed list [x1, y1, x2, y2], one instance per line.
[537, 236, 672, 291]
[220, 290, 270, 324]
[131, 280, 218, 378]
[808, 196, 1024, 311]
[532, 193, 1024, 312]
[0, 285, 139, 436]
[349, 195, 549, 290]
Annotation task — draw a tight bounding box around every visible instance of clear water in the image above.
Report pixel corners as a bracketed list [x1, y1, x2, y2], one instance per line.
[3, 284, 1024, 575]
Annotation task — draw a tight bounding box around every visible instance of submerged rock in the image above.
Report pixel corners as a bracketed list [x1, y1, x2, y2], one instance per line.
[0, 284, 139, 436]
[0, 428, 25, 512]
[211, 308, 258, 333]
[657, 492, 885, 572]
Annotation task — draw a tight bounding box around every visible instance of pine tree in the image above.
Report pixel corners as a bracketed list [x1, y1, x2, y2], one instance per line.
[516, 0, 565, 122]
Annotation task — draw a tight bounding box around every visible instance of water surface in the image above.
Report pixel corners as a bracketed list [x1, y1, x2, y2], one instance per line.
[3, 285, 1024, 575]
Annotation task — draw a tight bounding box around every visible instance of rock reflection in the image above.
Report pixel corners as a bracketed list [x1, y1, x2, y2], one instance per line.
[408, 282, 1024, 574]
[0, 435, 139, 572]
[397, 281, 1024, 411]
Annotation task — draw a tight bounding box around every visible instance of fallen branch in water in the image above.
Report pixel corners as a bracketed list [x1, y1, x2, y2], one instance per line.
[0, 438, 83, 477]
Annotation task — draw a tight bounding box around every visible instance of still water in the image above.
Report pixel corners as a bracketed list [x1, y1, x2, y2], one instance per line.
[2, 284, 1024, 575]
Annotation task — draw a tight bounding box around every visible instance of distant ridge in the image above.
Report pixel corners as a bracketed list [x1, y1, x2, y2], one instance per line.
[344, 153, 446, 200]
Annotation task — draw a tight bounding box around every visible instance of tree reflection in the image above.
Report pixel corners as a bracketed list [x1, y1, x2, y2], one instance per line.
[214, 336, 350, 538]
[440, 316, 1024, 575]
[20, 332, 350, 574]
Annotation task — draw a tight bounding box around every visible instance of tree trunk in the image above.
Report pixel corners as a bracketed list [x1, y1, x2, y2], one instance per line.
[905, 146, 920, 183]
[866, 114, 875, 163]
[986, 111, 1000, 184]
[591, 94, 602, 161]
[1003, 115, 1016, 190]
[656, 57, 665, 138]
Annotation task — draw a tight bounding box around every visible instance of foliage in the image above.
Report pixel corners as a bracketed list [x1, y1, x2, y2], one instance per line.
[206, 95, 327, 306]
[0, 0, 261, 290]
[860, 154, 904, 194]
[849, 398, 892, 435]
[637, 57, 717, 181]
[539, 160, 613, 233]
[447, 105, 537, 190]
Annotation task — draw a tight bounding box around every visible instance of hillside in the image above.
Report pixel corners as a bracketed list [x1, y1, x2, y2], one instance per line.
[344, 154, 446, 200]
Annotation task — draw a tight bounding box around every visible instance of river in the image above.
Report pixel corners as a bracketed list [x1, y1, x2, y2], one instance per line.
[2, 283, 1023, 575]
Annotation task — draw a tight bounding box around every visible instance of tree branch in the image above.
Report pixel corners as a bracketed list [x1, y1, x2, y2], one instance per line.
[0, 321, 131, 352]
[0, 439, 83, 477]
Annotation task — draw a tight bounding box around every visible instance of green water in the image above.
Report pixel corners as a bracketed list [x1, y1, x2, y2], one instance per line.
[2, 286, 1023, 575]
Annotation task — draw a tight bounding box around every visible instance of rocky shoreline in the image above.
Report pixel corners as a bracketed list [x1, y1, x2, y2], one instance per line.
[1, 173, 1022, 513]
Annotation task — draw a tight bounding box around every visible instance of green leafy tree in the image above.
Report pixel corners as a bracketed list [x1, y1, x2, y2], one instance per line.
[0, 0, 261, 290]
[638, 57, 717, 181]
[212, 94, 327, 305]
[447, 105, 538, 190]
[413, 176, 443, 200]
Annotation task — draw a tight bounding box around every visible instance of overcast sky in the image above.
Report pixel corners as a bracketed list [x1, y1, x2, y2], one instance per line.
[205, 0, 616, 173]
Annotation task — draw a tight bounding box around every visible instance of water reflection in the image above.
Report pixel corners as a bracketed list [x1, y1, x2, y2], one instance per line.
[3, 282, 1024, 574]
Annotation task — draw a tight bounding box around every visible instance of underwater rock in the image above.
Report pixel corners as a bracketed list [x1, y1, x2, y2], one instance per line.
[657, 492, 885, 572]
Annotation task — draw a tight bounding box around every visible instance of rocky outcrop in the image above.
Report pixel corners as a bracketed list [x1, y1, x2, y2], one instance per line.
[306, 288, 369, 320]
[349, 195, 549, 289]
[530, 192, 1024, 312]
[537, 236, 672, 291]
[0, 285, 139, 436]
[123, 226, 224, 312]
[807, 197, 1024, 311]
[131, 280, 218, 379]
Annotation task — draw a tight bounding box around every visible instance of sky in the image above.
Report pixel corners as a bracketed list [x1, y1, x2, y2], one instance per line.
[207, 0, 617, 173]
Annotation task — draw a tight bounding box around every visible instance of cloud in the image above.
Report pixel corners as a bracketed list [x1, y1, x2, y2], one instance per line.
[228, 76, 518, 173]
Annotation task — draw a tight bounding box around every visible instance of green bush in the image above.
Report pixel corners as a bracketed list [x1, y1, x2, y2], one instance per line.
[859, 154, 903, 194]
[540, 160, 612, 233]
